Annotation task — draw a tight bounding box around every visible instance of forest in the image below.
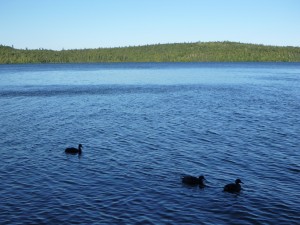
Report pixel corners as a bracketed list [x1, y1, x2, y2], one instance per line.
[1, 41, 300, 64]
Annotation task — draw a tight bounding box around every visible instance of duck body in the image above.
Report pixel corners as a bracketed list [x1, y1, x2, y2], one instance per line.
[182, 175, 206, 187]
[223, 179, 243, 193]
[65, 144, 83, 155]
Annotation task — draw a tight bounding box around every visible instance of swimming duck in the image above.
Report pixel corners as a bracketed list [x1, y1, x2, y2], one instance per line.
[182, 175, 206, 187]
[223, 179, 243, 193]
[65, 144, 83, 155]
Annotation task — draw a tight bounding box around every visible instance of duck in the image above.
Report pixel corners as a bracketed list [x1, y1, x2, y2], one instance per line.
[65, 144, 83, 155]
[182, 175, 206, 187]
[223, 178, 243, 193]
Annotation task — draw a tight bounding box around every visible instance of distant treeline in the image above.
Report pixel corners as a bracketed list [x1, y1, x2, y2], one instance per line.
[1, 41, 300, 64]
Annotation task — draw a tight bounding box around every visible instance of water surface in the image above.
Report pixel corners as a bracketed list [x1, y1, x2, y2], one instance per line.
[0, 63, 299, 224]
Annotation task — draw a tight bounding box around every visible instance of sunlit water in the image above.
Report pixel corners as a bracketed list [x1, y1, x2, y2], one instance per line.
[0, 63, 299, 225]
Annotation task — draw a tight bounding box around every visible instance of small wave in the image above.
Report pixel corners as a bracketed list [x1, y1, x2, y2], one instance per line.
[287, 167, 300, 173]
[0, 85, 196, 98]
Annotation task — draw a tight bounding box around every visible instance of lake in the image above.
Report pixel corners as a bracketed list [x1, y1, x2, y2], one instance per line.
[0, 62, 299, 224]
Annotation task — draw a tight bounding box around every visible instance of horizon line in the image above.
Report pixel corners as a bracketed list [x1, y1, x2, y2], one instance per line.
[2, 41, 300, 51]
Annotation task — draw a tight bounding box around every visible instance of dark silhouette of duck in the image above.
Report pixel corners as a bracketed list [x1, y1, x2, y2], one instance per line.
[65, 144, 83, 155]
[182, 175, 206, 187]
[223, 179, 243, 193]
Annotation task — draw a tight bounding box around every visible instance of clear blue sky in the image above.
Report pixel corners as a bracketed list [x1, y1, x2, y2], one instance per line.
[1, 0, 299, 50]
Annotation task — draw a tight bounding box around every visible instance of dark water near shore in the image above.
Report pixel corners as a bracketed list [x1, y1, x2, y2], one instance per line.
[0, 63, 299, 224]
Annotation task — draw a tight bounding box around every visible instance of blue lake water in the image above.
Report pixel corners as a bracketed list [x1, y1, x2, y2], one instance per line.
[0, 62, 299, 224]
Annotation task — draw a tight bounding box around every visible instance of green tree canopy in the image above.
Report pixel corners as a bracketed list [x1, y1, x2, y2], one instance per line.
[1, 42, 300, 64]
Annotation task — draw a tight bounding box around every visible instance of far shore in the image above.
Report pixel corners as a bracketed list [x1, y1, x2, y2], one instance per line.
[1, 41, 300, 64]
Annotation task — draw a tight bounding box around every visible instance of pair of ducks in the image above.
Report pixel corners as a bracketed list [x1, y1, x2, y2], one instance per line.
[182, 175, 243, 193]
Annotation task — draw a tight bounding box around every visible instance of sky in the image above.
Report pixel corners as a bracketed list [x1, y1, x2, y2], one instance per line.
[1, 0, 300, 50]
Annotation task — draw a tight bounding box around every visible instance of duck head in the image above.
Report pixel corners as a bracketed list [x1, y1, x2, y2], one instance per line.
[199, 175, 206, 181]
[235, 179, 243, 184]
[78, 144, 83, 154]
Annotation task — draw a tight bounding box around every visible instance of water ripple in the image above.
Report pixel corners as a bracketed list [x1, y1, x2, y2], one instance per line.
[1, 63, 300, 224]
